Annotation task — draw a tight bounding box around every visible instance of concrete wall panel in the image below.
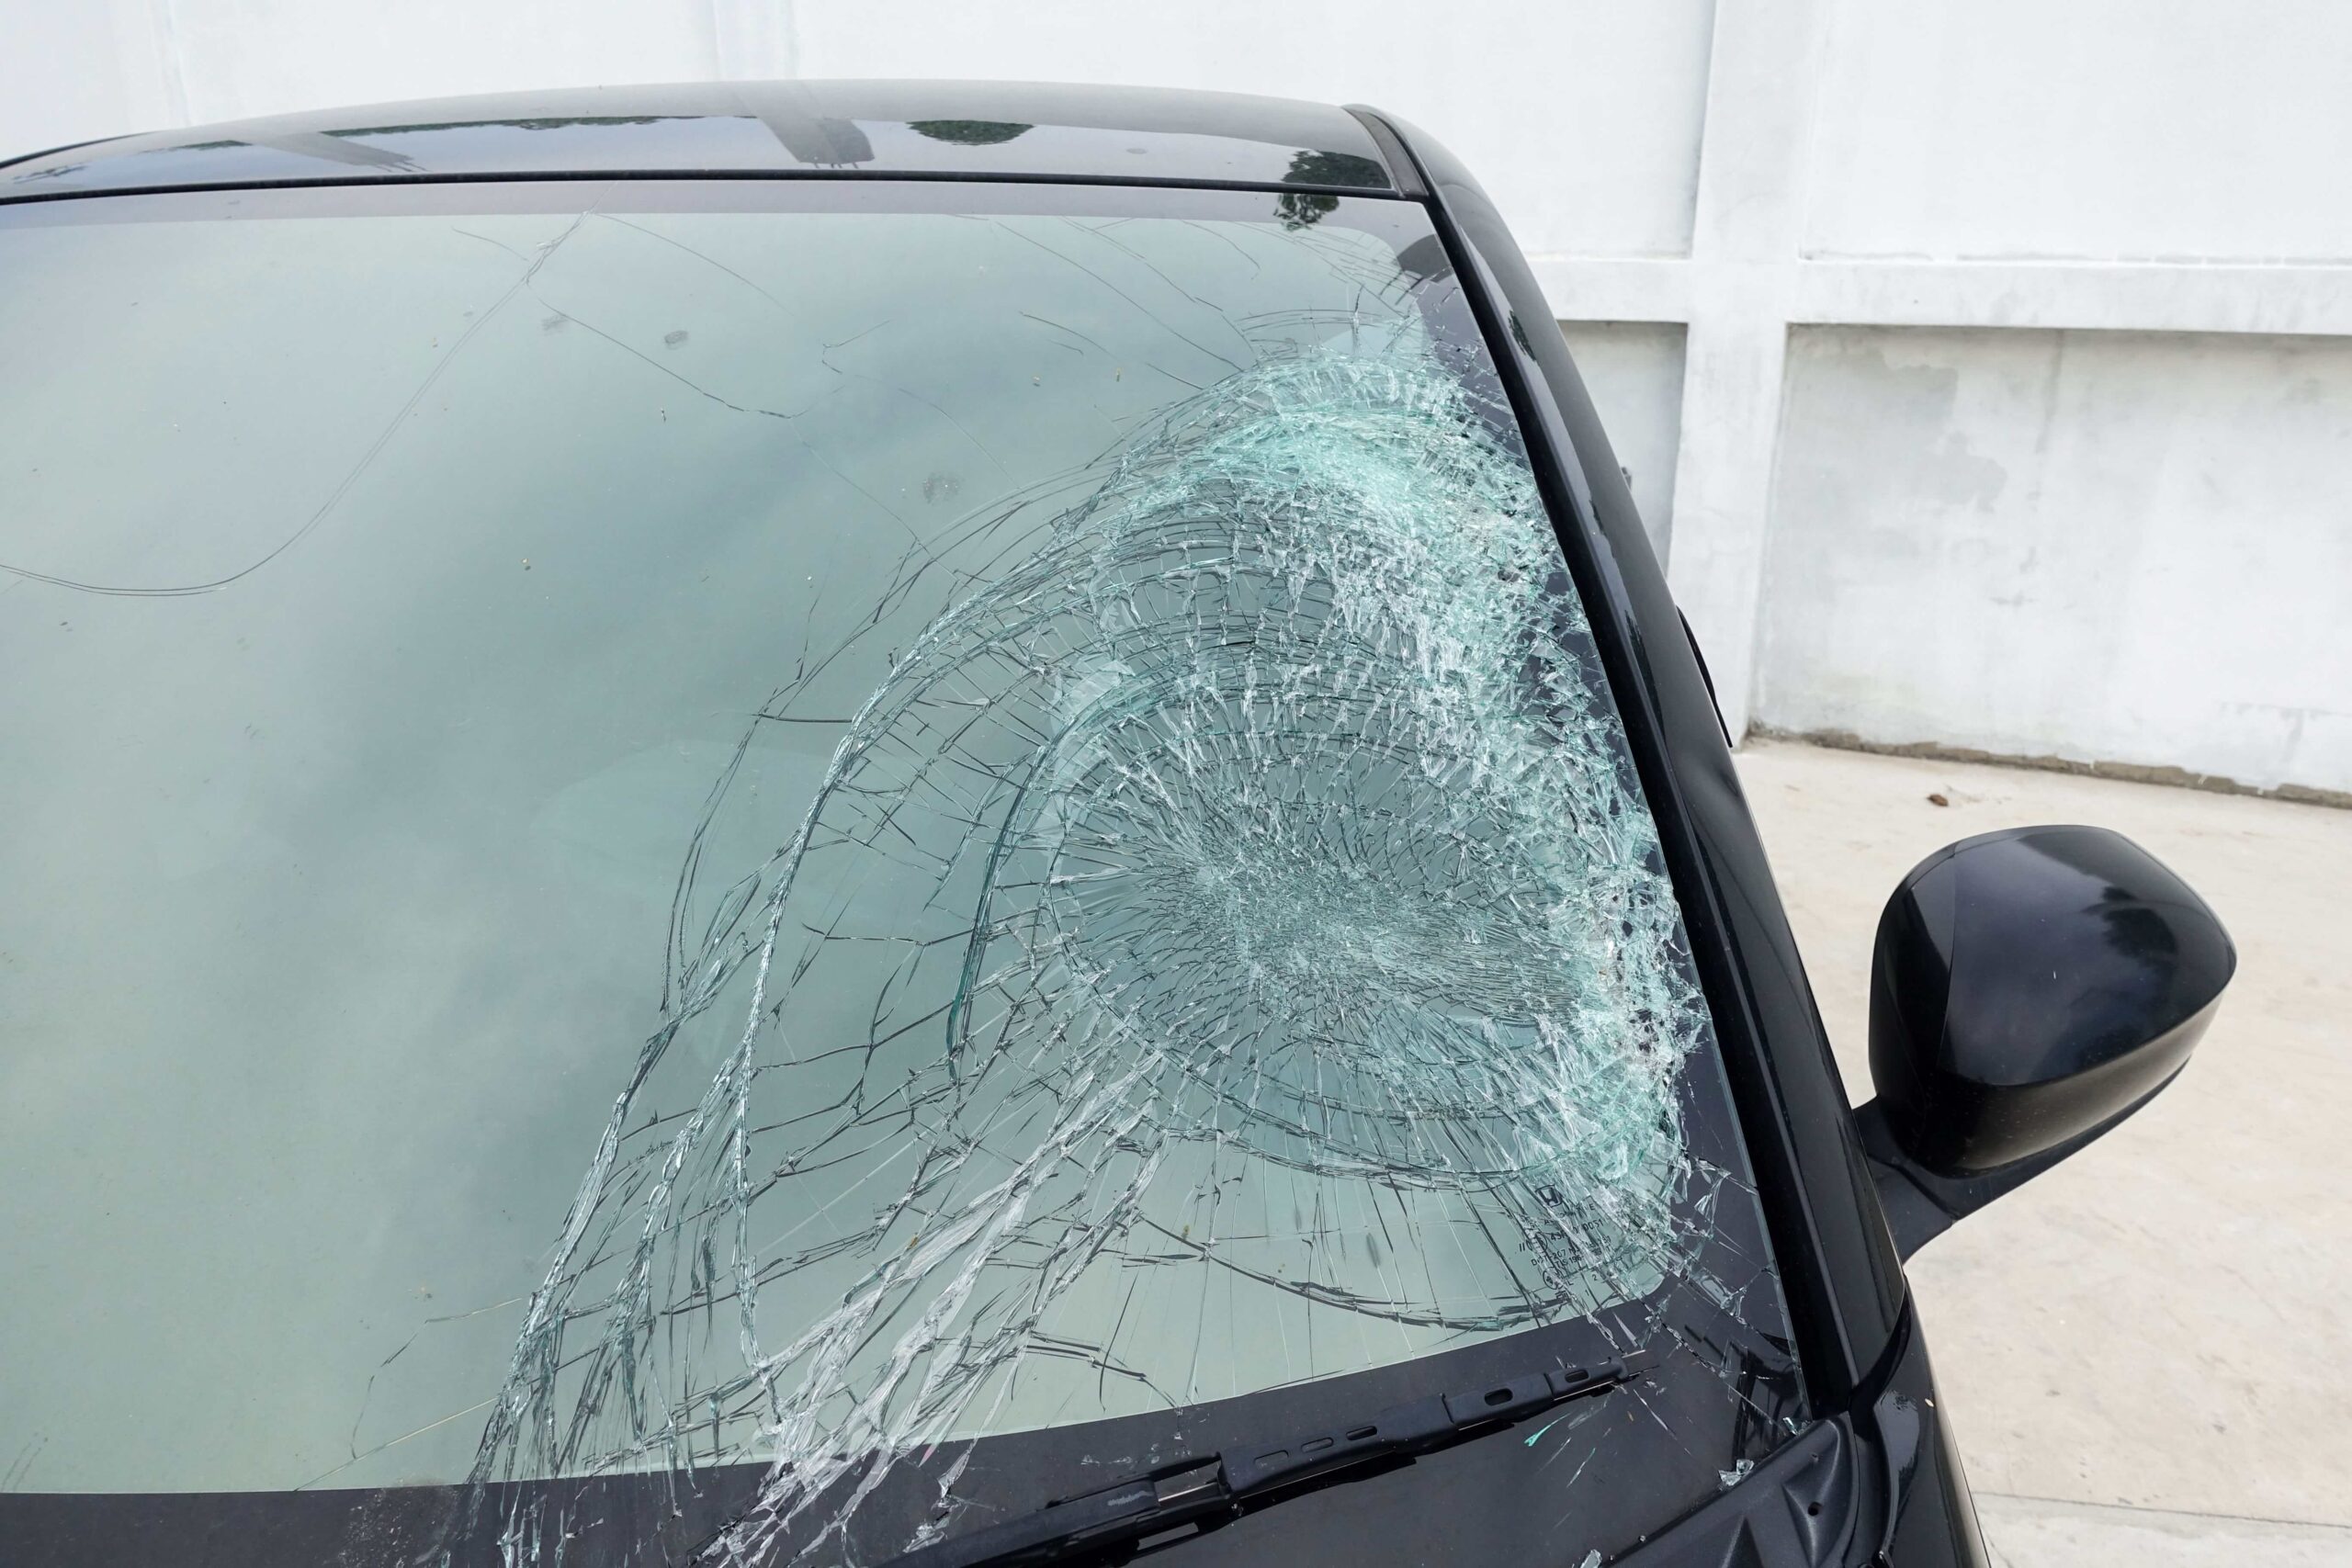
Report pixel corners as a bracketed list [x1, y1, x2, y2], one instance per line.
[1805, 0, 2352, 263]
[1758, 325, 2352, 794]
[1558, 321, 1688, 566]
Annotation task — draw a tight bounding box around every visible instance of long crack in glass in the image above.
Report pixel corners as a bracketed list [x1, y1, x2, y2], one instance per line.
[457, 337, 1719, 1565]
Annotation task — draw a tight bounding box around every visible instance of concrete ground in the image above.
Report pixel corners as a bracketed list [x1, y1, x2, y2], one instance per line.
[1732, 739, 2352, 1566]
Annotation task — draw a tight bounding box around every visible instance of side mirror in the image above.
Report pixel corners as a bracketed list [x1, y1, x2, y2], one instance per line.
[1854, 824, 2235, 1258]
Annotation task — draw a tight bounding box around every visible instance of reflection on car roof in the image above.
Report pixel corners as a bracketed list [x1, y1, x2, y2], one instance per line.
[0, 80, 1402, 203]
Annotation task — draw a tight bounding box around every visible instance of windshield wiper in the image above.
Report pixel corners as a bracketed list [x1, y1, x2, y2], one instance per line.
[887, 1351, 1655, 1568]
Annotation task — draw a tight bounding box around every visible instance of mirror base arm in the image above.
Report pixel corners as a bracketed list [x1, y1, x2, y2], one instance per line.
[1853, 1073, 2183, 1260]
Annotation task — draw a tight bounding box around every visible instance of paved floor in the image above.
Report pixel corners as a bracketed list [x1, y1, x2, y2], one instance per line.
[1733, 739, 2352, 1565]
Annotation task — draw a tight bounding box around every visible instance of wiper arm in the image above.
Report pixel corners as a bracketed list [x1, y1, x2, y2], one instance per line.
[888, 1352, 1655, 1568]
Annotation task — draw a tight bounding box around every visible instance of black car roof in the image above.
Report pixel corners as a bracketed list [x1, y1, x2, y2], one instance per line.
[0, 80, 1408, 205]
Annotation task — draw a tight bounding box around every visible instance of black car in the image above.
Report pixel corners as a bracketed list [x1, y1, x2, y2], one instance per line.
[0, 83, 2233, 1568]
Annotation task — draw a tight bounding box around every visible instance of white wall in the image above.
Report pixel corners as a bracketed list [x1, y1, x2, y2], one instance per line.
[1804, 3, 2352, 264]
[5, 0, 2348, 794]
[1558, 322, 1688, 565]
[1759, 327, 2352, 794]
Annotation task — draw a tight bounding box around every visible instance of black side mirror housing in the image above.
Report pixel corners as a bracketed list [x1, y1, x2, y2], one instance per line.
[1855, 824, 2235, 1258]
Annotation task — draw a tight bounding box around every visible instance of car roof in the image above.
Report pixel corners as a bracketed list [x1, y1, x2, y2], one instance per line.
[0, 80, 1408, 205]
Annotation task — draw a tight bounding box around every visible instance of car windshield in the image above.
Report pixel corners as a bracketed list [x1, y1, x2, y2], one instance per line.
[0, 179, 1800, 1568]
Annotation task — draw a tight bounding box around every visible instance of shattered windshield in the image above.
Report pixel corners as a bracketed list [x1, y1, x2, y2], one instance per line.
[0, 182, 1799, 1568]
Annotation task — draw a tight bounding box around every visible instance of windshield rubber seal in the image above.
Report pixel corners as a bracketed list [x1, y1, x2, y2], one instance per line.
[0, 164, 1419, 211]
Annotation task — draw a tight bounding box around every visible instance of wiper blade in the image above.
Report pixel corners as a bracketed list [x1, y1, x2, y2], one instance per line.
[888, 1352, 1655, 1568]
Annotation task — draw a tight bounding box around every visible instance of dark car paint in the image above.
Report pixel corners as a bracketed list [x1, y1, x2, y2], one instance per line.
[0, 81, 1395, 201]
[1869, 825, 2235, 1173]
[1, 82, 1979, 1567]
[1857, 825, 2234, 1259]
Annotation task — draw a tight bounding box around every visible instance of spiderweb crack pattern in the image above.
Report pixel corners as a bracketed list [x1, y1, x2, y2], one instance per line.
[457, 342, 1717, 1567]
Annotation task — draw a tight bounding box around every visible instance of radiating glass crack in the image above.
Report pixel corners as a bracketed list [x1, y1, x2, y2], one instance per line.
[453, 332, 1733, 1567]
